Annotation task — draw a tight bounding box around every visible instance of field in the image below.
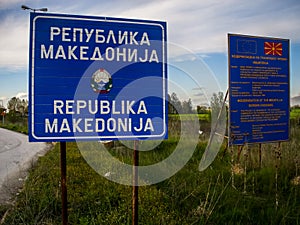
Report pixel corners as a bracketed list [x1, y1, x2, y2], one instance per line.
[291, 108, 300, 120]
[1, 113, 300, 224]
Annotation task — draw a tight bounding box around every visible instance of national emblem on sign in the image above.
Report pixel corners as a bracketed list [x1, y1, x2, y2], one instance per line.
[90, 68, 112, 94]
[264, 42, 282, 56]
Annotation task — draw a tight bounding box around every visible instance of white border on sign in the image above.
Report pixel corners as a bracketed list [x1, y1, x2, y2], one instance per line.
[30, 14, 167, 141]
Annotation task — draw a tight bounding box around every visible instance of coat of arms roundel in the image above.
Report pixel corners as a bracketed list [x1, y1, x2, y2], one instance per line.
[90, 68, 113, 94]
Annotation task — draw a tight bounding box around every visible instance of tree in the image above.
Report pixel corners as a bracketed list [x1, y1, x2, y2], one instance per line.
[168, 93, 195, 114]
[167, 94, 174, 114]
[210, 92, 227, 126]
[197, 105, 209, 114]
[18, 99, 28, 117]
[7, 97, 28, 123]
[182, 98, 193, 114]
[7, 97, 20, 112]
[169, 92, 182, 114]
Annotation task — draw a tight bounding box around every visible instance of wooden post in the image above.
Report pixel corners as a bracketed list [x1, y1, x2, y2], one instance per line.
[60, 142, 68, 225]
[132, 140, 139, 225]
[275, 142, 281, 209]
[259, 143, 262, 168]
[237, 145, 244, 163]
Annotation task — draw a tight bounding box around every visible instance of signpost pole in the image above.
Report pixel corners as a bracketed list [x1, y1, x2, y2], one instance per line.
[60, 142, 68, 225]
[259, 143, 262, 168]
[275, 142, 281, 209]
[132, 140, 139, 225]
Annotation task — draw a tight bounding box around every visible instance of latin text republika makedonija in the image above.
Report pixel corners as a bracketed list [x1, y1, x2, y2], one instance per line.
[45, 100, 155, 134]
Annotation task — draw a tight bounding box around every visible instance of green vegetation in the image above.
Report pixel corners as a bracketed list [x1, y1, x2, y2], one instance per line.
[1, 95, 300, 224]
[291, 107, 300, 120]
[0, 96, 28, 134]
[1, 116, 300, 224]
[0, 122, 28, 134]
[169, 113, 210, 121]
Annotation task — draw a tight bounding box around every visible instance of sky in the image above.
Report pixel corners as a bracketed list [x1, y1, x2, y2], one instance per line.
[0, 0, 300, 108]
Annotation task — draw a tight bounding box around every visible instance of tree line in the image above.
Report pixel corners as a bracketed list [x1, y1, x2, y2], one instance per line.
[0, 97, 28, 123]
[1, 92, 225, 123]
[168, 92, 225, 115]
[168, 92, 195, 114]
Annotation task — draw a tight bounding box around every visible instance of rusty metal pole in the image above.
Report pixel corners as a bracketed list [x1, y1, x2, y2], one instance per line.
[132, 140, 139, 225]
[60, 142, 68, 225]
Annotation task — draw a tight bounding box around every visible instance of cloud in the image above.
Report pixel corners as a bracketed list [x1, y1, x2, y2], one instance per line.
[0, 0, 300, 72]
[0, 92, 27, 108]
[0, 96, 7, 103]
[0, 0, 24, 9]
[0, 14, 29, 71]
[192, 87, 205, 91]
[103, 1, 299, 54]
[16, 92, 28, 99]
[0, 96, 8, 108]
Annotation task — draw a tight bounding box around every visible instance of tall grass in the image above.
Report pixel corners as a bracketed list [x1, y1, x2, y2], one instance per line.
[0, 121, 28, 134]
[1, 116, 300, 224]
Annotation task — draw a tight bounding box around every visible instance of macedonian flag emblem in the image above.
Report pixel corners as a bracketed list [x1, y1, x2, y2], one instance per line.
[264, 42, 282, 56]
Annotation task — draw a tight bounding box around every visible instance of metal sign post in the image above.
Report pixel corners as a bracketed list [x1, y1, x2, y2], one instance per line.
[1, 112, 4, 124]
[60, 142, 68, 225]
[0, 100, 5, 124]
[132, 140, 139, 225]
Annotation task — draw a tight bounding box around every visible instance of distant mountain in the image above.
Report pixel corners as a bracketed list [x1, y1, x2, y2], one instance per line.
[291, 96, 300, 106]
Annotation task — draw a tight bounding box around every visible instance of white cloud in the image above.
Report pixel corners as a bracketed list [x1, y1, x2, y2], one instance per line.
[194, 93, 204, 97]
[0, 96, 7, 102]
[0, 15, 29, 71]
[0, 92, 28, 108]
[16, 92, 28, 99]
[0, 97, 7, 108]
[97, 0, 300, 53]
[0, 0, 299, 72]
[0, 0, 25, 9]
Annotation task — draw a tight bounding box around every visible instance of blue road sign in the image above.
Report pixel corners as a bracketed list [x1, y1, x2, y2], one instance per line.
[228, 34, 289, 145]
[29, 12, 167, 142]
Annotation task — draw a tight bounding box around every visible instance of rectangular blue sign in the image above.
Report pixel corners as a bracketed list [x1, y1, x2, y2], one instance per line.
[228, 34, 289, 145]
[29, 12, 167, 142]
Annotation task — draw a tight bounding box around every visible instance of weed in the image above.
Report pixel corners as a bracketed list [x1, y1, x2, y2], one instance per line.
[1, 119, 300, 224]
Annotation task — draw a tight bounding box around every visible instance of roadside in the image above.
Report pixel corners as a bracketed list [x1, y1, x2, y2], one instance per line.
[0, 128, 52, 205]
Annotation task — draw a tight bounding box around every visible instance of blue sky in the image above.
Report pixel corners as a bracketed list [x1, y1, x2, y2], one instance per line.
[0, 0, 300, 107]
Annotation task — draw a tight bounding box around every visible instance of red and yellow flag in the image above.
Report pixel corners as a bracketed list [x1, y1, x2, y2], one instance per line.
[264, 42, 282, 56]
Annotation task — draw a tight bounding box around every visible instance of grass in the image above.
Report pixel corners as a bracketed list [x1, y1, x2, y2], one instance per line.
[1, 114, 300, 224]
[291, 108, 300, 120]
[0, 121, 28, 134]
[169, 113, 210, 122]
